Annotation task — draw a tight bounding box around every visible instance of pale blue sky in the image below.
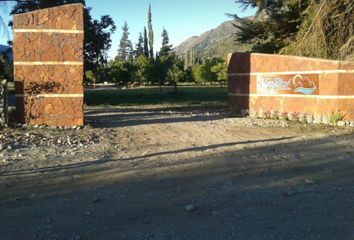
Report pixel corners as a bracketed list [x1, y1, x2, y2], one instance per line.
[0, 0, 255, 59]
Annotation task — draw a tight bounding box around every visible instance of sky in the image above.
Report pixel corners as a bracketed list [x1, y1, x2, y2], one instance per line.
[0, 0, 255, 59]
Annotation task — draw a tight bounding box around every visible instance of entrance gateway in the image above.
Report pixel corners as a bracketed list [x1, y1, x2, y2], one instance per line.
[11, 4, 354, 127]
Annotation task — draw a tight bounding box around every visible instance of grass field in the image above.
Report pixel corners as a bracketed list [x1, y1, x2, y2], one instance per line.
[84, 86, 228, 106]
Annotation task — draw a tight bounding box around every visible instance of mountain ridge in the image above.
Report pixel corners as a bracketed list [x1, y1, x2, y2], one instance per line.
[174, 19, 249, 61]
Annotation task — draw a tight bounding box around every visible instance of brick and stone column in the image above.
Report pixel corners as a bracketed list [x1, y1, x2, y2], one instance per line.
[227, 53, 354, 121]
[13, 3, 84, 127]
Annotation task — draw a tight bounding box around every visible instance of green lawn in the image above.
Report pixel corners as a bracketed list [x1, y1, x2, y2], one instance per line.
[84, 86, 228, 106]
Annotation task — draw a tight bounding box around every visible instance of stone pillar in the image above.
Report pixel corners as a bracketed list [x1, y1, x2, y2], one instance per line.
[228, 53, 354, 120]
[13, 3, 84, 127]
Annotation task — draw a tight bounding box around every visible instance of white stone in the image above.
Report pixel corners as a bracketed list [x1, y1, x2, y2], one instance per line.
[185, 204, 196, 212]
[337, 121, 346, 127]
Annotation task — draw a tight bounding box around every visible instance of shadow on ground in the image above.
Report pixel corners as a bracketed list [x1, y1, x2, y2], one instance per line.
[0, 133, 353, 239]
[84, 106, 228, 128]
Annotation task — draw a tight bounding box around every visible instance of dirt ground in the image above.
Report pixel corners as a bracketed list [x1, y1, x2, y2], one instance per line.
[0, 105, 354, 240]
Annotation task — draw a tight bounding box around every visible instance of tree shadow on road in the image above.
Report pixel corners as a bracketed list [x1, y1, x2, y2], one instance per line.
[84, 105, 229, 128]
[0, 132, 354, 240]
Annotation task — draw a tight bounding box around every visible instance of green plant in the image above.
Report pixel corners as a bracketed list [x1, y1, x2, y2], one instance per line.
[263, 111, 271, 119]
[329, 111, 346, 125]
[299, 113, 307, 123]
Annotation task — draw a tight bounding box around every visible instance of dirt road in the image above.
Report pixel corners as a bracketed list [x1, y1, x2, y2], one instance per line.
[1, 105, 354, 240]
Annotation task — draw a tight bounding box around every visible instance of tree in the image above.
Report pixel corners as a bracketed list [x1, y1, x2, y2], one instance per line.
[143, 27, 149, 57]
[147, 57, 164, 86]
[10, 0, 116, 80]
[135, 55, 150, 85]
[85, 70, 96, 87]
[210, 60, 227, 86]
[167, 56, 186, 92]
[116, 21, 133, 62]
[233, 0, 308, 53]
[160, 28, 173, 57]
[191, 64, 205, 84]
[108, 59, 136, 85]
[235, 0, 285, 15]
[191, 59, 218, 85]
[84, 12, 116, 77]
[135, 32, 144, 58]
[158, 28, 174, 92]
[0, 55, 13, 82]
[147, 3, 154, 59]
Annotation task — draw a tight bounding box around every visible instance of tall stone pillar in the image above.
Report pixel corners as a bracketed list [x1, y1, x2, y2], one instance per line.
[13, 3, 84, 127]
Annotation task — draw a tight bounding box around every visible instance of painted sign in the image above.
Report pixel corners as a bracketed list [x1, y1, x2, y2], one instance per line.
[256, 74, 319, 95]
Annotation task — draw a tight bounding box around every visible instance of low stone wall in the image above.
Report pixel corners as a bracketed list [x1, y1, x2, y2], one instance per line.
[228, 53, 354, 122]
[13, 3, 84, 126]
[0, 80, 8, 127]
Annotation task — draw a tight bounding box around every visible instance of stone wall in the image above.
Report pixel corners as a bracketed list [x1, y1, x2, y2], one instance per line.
[13, 4, 84, 126]
[228, 53, 354, 121]
[0, 80, 8, 127]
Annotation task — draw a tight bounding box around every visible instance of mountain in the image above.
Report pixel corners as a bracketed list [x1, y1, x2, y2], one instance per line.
[174, 19, 249, 61]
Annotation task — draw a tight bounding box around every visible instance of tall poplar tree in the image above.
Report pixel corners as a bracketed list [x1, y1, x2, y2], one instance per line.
[143, 27, 149, 57]
[147, 3, 154, 59]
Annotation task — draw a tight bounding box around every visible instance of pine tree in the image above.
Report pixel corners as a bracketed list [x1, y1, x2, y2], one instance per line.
[117, 21, 133, 62]
[143, 27, 149, 57]
[135, 32, 144, 58]
[159, 28, 172, 57]
[147, 3, 154, 59]
[233, 0, 307, 53]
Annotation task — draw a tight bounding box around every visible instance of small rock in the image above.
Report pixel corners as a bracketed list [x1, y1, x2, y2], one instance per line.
[305, 179, 315, 184]
[185, 204, 196, 212]
[0, 143, 5, 151]
[85, 211, 92, 216]
[322, 116, 329, 124]
[337, 121, 346, 127]
[30, 193, 37, 198]
[306, 115, 314, 124]
[6, 145, 12, 150]
[283, 189, 297, 197]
